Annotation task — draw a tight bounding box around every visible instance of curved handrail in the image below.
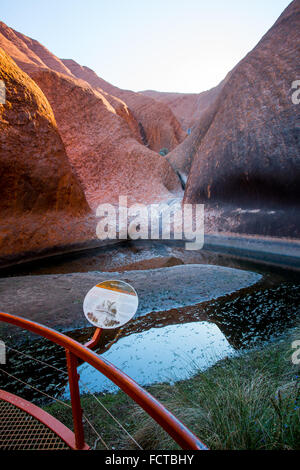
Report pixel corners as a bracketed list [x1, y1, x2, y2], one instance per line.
[0, 311, 208, 450]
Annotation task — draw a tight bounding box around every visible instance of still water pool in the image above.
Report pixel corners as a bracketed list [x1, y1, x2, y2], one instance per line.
[0, 241, 299, 404]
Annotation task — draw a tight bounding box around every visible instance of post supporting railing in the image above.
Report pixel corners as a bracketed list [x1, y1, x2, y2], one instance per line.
[0, 311, 208, 450]
[84, 327, 103, 349]
[65, 349, 85, 450]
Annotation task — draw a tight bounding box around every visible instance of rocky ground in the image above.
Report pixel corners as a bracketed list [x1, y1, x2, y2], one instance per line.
[0, 263, 261, 334]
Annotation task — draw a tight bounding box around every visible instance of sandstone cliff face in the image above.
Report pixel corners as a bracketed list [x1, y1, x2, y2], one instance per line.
[61, 59, 187, 152]
[117, 90, 187, 152]
[141, 84, 223, 132]
[165, 77, 230, 179]
[0, 21, 186, 154]
[0, 22, 183, 208]
[0, 21, 72, 77]
[0, 49, 93, 260]
[181, 0, 300, 207]
[31, 68, 181, 208]
[61, 59, 142, 141]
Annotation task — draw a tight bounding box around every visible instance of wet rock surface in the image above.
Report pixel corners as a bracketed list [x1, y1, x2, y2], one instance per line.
[0, 239, 299, 403]
[1, 258, 299, 403]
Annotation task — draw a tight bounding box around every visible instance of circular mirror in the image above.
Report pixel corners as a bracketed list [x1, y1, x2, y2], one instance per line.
[83, 280, 138, 329]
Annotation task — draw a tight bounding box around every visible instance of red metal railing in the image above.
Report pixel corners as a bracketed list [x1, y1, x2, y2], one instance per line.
[0, 311, 208, 450]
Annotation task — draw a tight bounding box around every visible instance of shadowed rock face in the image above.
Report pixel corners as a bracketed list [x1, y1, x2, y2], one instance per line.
[0, 49, 93, 259]
[142, 77, 230, 180]
[165, 78, 230, 180]
[174, 0, 300, 207]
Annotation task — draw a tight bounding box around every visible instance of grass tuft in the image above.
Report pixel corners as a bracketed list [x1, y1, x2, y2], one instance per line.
[44, 326, 300, 450]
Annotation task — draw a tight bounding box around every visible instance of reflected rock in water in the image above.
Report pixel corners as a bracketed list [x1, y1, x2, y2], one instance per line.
[63, 321, 235, 396]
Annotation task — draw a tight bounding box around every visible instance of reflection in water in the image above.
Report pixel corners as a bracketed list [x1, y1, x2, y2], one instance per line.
[63, 321, 235, 396]
[1, 239, 299, 404]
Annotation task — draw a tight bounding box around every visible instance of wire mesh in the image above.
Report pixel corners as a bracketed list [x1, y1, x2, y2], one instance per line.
[0, 399, 70, 450]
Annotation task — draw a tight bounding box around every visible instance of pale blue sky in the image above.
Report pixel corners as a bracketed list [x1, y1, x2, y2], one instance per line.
[1, 0, 292, 93]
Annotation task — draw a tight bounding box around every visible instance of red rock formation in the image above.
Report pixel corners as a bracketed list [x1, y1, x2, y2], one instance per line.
[164, 77, 230, 180]
[0, 48, 93, 260]
[31, 68, 181, 208]
[141, 84, 223, 131]
[0, 22, 183, 208]
[117, 90, 186, 152]
[140, 79, 231, 180]
[180, 0, 300, 207]
[61, 59, 142, 141]
[0, 21, 72, 76]
[61, 59, 187, 152]
[0, 22, 186, 154]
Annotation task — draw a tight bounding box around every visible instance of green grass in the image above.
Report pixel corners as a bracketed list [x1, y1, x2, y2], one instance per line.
[44, 327, 300, 450]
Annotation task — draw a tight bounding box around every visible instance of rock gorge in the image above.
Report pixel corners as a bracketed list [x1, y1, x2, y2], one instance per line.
[0, 0, 299, 263]
[0, 20, 183, 208]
